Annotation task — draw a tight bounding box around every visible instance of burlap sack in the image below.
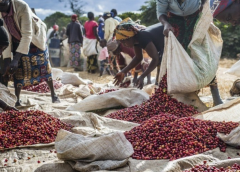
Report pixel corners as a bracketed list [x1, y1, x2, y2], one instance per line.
[66, 88, 149, 112]
[0, 83, 17, 108]
[55, 130, 134, 171]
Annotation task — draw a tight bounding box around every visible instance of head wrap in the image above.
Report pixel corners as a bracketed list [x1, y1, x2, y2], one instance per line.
[107, 40, 120, 52]
[71, 14, 78, 21]
[115, 17, 142, 41]
[210, 0, 235, 17]
[0, 19, 9, 46]
[53, 24, 59, 31]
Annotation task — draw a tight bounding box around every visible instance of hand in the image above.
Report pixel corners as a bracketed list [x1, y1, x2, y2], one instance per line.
[113, 72, 125, 86]
[9, 52, 22, 74]
[135, 75, 145, 89]
[163, 23, 174, 37]
[4, 105, 18, 111]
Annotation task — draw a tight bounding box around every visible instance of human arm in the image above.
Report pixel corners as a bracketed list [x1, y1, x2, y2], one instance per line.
[93, 26, 100, 42]
[78, 24, 83, 44]
[135, 42, 159, 89]
[157, 0, 174, 37]
[9, 4, 33, 73]
[113, 46, 143, 86]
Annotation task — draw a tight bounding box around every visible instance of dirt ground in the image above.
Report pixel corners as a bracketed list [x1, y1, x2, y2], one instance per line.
[59, 58, 239, 105]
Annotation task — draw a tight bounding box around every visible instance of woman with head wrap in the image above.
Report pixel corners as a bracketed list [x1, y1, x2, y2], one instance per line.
[107, 39, 152, 85]
[113, 18, 164, 89]
[66, 14, 84, 71]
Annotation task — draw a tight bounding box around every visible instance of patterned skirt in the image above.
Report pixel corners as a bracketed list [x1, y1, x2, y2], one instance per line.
[87, 55, 98, 72]
[14, 48, 52, 88]
[69, 42, 82, 68]
[167, 10, 200, 50]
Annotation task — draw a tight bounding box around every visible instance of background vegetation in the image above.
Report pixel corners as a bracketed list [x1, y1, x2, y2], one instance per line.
[43, 0, 240, 58]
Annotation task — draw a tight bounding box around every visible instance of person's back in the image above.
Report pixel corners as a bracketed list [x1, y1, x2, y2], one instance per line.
[104, 17, 119, 41]
[84, 20, 98, 39]
[66, 21, 83, 44]
[135, 23, 164, 53]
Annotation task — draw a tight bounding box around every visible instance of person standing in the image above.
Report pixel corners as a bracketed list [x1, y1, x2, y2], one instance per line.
[98, 17, 105, 40]
[84, 12, 100, 74]
[111, 9, 122, 22]
[49, 24, 60, 39]
[103, 12, 119, 42]
[0, 0, 60, 106]
[66, 14, 84, 71]
[98, 39, 111, 77]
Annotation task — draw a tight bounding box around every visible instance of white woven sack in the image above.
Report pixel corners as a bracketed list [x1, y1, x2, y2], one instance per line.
[159, 1, 223, 94]
[61, 72, 93, 86]
[82, 37, 99, 57]
[218, 126, 240, 148]
[66, 88, 149, 112]
[0, 83, 17, 108]
[225, 60, 240, 77]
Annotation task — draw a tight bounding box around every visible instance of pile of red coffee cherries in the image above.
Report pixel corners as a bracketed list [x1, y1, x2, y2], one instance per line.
[124, 114, 238, 160]
[0, 110, 73, 149]
[107, 75, 198, 124]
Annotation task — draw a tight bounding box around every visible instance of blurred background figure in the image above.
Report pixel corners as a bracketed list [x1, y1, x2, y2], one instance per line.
[60, 27, 67, 40]
[66, 14, 84, 71]
[49, 24, 60, 39]
[111, 9, 122, 22]
[98, 17, 105, 40]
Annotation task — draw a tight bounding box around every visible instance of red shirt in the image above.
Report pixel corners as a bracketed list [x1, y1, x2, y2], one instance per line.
[84, 20, 98, 39]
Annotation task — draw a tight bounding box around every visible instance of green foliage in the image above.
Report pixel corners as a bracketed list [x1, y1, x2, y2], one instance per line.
[44, 12, 87, 30]
[214, 20, 240, 58]
[118, 12, 141, 22]
[139, 0, 158, 26]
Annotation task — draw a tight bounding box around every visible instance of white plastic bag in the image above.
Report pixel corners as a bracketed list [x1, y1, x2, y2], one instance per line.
[159, 2, 223, 94]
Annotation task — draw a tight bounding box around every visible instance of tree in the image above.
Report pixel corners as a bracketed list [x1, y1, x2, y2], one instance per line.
[58, 0, 86, 16]
[214, 20, 240, 58]
[44, 12, 70, 30]
[44, 12, 88, 30]
[139, 0, 158, 26]
[118, 12, 141, 22]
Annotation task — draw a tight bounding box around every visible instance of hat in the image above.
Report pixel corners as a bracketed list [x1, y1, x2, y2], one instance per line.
[107, 40, 120, 52]
[71, 14, 78, 20]
[0, 19, 9, 46]
[103, 12, 112, 18]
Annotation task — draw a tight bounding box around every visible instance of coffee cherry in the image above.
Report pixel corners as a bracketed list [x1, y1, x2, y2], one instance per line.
[0, 110, 73, 149]
[107, 74, 199, 124]
[22, 80, 63, 93]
